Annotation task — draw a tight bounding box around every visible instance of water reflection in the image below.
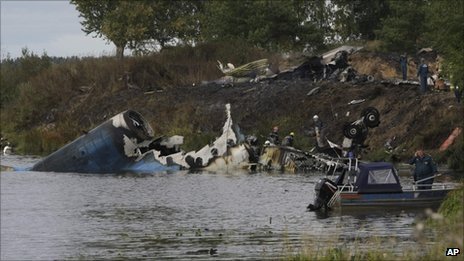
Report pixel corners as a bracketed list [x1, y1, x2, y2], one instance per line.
[0, 155, 444, 260]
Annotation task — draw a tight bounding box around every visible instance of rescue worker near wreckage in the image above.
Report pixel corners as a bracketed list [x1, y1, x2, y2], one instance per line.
[267, 126, 280, 145]
[417, 58, 429, 94]
[399, 53, 408, 80]
[312, 115, 329, 152]
[450, 74, 462, 104]
[409, 149, 438, 190]
[282, 132, 294, 147]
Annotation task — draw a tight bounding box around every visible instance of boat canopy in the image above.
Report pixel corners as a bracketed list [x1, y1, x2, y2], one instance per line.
[355, 162, 402, 193]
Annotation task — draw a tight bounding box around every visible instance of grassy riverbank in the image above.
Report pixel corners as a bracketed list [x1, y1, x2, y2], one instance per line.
[286, 184, 464, 260]
[1, 44, 463, 171]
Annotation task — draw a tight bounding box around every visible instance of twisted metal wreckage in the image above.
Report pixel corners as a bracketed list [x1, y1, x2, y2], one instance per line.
[209, 46, 366, 86]
[28, 103, 380, 174]
[211, 46, 448, 90]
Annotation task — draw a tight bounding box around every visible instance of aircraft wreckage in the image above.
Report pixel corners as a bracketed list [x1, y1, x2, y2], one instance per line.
[30, 104, 252, 173]
[29, 104, 380, 174]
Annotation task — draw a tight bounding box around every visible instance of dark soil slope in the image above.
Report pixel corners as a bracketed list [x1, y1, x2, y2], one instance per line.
[77, 77, 462, 162]
[2, 48, 462, 166]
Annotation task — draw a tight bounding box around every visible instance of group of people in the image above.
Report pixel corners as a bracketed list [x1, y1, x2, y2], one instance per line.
[265, 126, 294, 147]
[400, 53, 462, 103]
[265, 115, 438, 189]
[399, 53, 429, 94]
[265, 114, 326, 149]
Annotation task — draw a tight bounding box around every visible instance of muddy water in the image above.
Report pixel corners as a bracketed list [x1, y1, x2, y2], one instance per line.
[1, 155, 431, 260]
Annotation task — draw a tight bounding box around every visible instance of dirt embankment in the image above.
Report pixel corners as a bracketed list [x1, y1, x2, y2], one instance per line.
[11, 49, 462, 164]
[67, 50, 461, 161]
[84, 75, 462, 163]
[130, 51, 459, 160]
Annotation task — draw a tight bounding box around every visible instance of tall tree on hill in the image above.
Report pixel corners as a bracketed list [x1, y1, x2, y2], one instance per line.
[376, 0, 427, 52]
[71, 0, 202, 57]
[425, 0, 464, 87]
[135, 1, 204, 53]
[199, 0, 324, 52]
[303, 0, 336, 44]
[71, 0, 153, 59]
[331, 0, 389, 41]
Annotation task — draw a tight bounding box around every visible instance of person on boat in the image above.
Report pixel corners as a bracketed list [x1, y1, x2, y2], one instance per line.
[409, 149, 438, 189]
[267, 126, 280, 145]
[282, 132, 294, 147]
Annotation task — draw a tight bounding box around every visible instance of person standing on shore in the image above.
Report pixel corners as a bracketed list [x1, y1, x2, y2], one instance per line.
[417, 58, 429, 94]
[400, 53, 408, 80]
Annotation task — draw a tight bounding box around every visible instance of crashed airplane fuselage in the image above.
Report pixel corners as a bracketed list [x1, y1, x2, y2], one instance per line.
[31, 110, 179, 173]
[153, 104, 252, 171]
[30, 104, 252, 173]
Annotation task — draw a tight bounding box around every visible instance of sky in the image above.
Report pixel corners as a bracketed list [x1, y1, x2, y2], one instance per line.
[1, 0, 115, 59]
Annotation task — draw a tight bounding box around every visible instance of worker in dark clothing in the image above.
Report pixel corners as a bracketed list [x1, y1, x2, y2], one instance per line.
[417, 58, 429, 94]
[267, 126, 280, 145]
[450, 74, 462, 104]
[409, 149, 438, 190]
[400, 53, 407, 80]
[451, 84, 462, 104]
[313, 115, 328, 151]
[282, 132, 294, 147]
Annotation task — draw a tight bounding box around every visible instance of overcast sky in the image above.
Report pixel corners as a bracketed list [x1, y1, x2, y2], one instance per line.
[1, 0, 115, 59]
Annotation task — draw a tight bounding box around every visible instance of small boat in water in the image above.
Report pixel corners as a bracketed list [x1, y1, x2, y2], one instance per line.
[307, 160, 456, 211]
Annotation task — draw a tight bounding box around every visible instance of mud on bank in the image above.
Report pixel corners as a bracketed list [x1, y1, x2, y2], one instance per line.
[1, 48, 462, 167]
[70, 76, 463, 164]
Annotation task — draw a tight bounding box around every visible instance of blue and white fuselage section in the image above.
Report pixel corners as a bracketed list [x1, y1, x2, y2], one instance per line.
[31, 110, 179, 173]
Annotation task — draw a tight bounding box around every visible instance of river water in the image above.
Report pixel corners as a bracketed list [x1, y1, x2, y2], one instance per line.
[0, 154, 440, 260]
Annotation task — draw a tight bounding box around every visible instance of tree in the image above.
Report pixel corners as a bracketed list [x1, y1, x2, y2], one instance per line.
[199, 0, 325, 52]
[301, 0, 336, 43]
[425, 0, 464, 87]
[71, 0, 204, 56]
[0, 48, 51, 108]
[331, 0, 389, 41]
[376, 0, 427, 52]
[133, 1, 204, 53]
[71, 0, 154, 58]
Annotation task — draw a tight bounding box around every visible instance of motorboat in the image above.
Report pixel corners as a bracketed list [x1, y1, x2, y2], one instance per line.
[307, 160, 456, 211]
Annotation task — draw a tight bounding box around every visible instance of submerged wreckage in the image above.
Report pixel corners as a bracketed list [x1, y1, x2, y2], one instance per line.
[30, 104, 254, 173]
[31, 110, 180, 173]
[29, 103, 380, 174]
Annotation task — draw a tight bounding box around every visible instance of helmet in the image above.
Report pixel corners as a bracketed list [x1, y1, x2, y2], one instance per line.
[313, 115, 319, 120]
[290, 132, 295, 136]
[264, 140, 271, 146]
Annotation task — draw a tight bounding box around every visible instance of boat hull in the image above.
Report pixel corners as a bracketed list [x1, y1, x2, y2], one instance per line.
[339, 189, 453, 208]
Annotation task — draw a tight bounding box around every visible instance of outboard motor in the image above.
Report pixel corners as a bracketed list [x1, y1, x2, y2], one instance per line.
[307, 178, 338, 211]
